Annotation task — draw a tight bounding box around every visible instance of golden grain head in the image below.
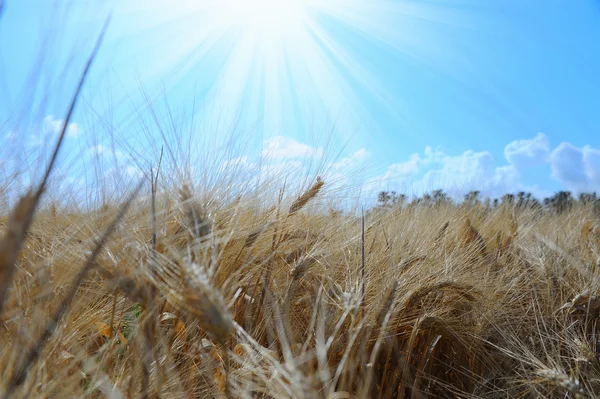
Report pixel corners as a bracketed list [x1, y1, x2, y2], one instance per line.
[288, 177, 324, 216]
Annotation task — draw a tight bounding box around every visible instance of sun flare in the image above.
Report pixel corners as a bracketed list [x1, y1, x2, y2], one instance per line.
[224, 0, 309, 34]
[117, 0, 431, 137]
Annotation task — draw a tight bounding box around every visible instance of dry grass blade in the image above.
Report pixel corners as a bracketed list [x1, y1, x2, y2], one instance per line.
[290, 256, 316, 282]
[244, 221, 275, 249]
[434, 221, 450, 243]
[0, 192, 35, 315]
[377, 280, 398, 325]
[327, 392, 352, 399]
[403, 281, 481, 315]
[535, 232, 588, 276]
[146, 147, 164, 398]
[400, 315, 469, 397]
[362, 280, 398, 396]
[461, 218, 487, 257]
[179, 276, 234, 397]
[98, 268, 151, 306]
[0, 16, 110, 317]
[397, 255, 427, 274]
[179, 183, 210, 239]
[411, 333, 442, 396]
[2, 179, 143, 398]
[361, 209, 366, 316]
[151, 146, 164, 260]
[288, 177, 324, 216]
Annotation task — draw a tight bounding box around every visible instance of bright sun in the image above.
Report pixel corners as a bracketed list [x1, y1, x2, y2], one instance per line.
[132, 0, 416, 137]
[223, 0, 310, 35]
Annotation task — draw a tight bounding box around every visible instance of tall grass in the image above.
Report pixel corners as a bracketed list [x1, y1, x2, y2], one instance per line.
[2, 146, 600, 398]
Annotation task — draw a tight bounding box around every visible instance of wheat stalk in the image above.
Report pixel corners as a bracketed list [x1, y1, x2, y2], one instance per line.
[288, 177, 324, 217]
[3, 180, 143, 398]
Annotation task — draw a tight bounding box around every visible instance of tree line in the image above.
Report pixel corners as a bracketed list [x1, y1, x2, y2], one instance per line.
[376, 190, 600, 214]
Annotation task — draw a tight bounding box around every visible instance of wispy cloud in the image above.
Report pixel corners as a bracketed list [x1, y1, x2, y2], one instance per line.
[262, 136, 323, 160]
[86, 144, 128, 163]
[330, 148, 368, 171]
[222, 136, 367, 195]
[88, 144, 108, 156]
[44, 115, 80, 139]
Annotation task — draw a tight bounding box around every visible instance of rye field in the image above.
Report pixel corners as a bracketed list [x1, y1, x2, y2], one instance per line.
[1, 133, 600, 398]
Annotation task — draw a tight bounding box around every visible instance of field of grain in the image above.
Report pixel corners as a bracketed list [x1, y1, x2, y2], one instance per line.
[2, 147, 600, 398]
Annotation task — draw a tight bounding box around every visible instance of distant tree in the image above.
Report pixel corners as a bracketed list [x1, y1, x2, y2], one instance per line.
[397, 194, 407, 206]
[502, 193, 515, 206]
[543, 197, 551, 208]
[517, 191, 526, 207]
[432, 189, 445, 202]
[378, 191, 392, 205]
[579, 192, 598, 205]
[528, 196, 542, 209]
[483, 198, 492, 211]
[545, 191, 574, 213]
[429, 189, 451, 206]
[409, 190, 452, 207]
[517, 192, 541, 209]
[579, 192, 600, 214]
[464, 190, 481, 205]
[377, 191, 407, 208]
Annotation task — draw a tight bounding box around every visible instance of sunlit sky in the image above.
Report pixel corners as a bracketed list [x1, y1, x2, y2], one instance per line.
[1, 0, 600, 201]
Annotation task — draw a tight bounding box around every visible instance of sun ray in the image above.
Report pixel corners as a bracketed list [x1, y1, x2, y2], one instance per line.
[95, 0, 476, 146]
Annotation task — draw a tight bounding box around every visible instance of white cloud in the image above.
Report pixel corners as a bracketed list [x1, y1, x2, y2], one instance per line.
[550, 143, 587, 189]
[88, 145, 107, 156]
[44, 115, 80, 138]
[583, 146, 600, 187]
[376, 133, 600, 199]
[331, 148, 368, 170]
[504, 132, 549, 170]
[548, 142, 600, 192]
[376, 147, 519, 199]
[220, 133, 600, 201]
[325, 148, 369, 191]
[86, 145, 128, 163]
[220, 137, 368, 195]
[123, 165, 143, 178]
[67, 124, 80, 138]
[379, 146, 445, 184]
[222, 156, 253, 169]
[376, 135, 556, 199]
[419, 150, 516, 197]
[262, 136, 323, 160]
[384, 153, 423, 177]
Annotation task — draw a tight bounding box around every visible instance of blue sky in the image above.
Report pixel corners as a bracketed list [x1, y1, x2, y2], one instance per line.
[1, 0, 600, 202]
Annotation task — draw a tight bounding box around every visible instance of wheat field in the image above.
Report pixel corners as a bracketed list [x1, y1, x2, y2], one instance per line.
[2, 150, 600, 399]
